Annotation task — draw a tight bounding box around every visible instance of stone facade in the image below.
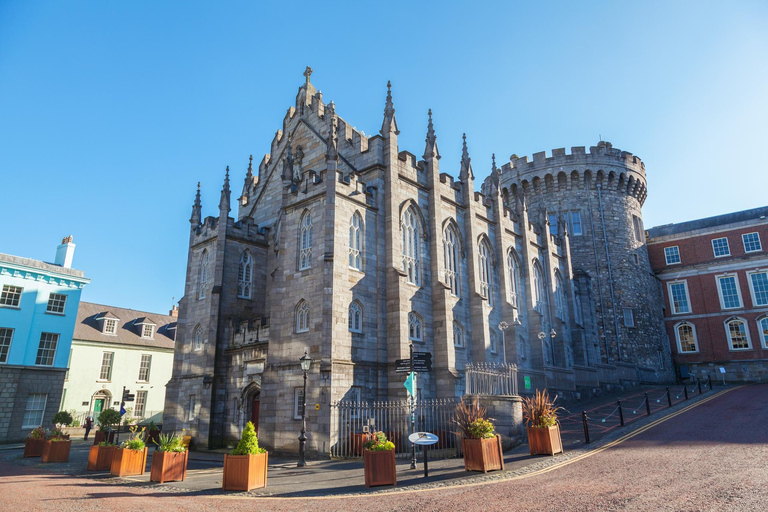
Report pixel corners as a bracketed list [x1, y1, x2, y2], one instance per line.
[163, 69, 672, 453]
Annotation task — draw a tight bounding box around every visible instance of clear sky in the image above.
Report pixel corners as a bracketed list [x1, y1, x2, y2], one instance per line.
[1, 1, 766, 314]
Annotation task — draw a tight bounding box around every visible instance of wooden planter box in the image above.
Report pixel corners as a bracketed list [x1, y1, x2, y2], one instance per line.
[87, 445, 117, 471]
[222, 452, 268, 491]
[23, 438, 46, 457]
[363, 449, 397, 488]
[150, 450, 188, 483]
[93, 430, 116, 445]
[42, 440, 72, 462]
[110, 447, 148, 477]
[527, 425, 563, 456]
[462, 435, 505, 473]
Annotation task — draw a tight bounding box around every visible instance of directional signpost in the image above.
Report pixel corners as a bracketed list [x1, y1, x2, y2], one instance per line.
[398, 348, 434, 469]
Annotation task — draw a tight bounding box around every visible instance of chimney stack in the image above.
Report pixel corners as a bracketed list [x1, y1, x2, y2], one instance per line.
[55, 236, 76, 268]
[170, 304, 179, 319]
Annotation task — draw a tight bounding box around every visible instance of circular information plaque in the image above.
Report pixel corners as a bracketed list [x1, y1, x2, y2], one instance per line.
[408, 432, 439, 446]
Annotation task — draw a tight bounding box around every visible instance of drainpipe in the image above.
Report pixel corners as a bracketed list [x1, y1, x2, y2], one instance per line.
[596, 184, 622, 362]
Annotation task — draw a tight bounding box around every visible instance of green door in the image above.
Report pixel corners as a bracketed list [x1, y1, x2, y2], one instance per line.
[94, 399, 104, 420]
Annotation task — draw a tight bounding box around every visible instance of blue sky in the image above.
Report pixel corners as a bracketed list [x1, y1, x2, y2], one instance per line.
[1, 1, 766, 314]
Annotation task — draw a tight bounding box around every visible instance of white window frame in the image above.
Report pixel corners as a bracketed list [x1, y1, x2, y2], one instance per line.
[716, 273, 743, 310]
[138, 354, 152, 382]
[408, 312, 423, 342]
[0, 285, 23, 308]
[237, 250, 253, 299]
[193, 325, 203, 351]
[675, 322, 698, 353]
[757, 316, 768, 349]
[141, 324, 154, 339]
[725, 317, 752, 351]
[569, 211, 583, 236]
[35, 332, 58, 366]
[742, 232, 762, 253]
[98, 352, 114, 381]
[198, 250, 209, 299]
[293, 387, 305, 420]
[453, 321, 464, 348]
[348, 300, 363, 333]
[103, 318, 118, 335]
[0, 327, 13, 363]
[296, 301, 310, 333]
[623, 308, 635, 328]
[664, 246, 681, 265]
[349, 212, 363, 271]
[299, 211, 313, 270]
[401, 206, 421, 286]
[479, 239, 494, 306]
[668, 280, 692, 315]
[135, 390, 147, 418]
[22, 393, 48, 428]
[711, 237, 731, 258]
[444, 224, 461, 297]
[46, 293, 67, 315]
[747, 270, 768, 307]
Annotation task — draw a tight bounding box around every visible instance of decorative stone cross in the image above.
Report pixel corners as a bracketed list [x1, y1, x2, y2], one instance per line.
[303, 66, 313, 84]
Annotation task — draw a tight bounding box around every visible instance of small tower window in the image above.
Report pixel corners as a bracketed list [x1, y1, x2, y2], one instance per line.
[408, 312, 423, 342]
[199, 250, 210, 299]
[299, 211, 313, 270]
[296, 300, 310, 333]
[348, 301, 363, 333]
[349, 212, 363, 271]
[238, 251, 253, 299]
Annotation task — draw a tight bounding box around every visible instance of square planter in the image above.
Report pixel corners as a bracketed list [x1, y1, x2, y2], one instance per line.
[23, 438, 46, 458]
[150, 450, 188, 483]
[527, 425, 563, 456]
[462, 435, 504, 473]
[110, 447, 148, 477]
[363, 449, 397, 488]
[93, 431, 116, 446]
[222, 452, 268, 491]
[87, 445, 117, 471]
[42, 440, 72, 462]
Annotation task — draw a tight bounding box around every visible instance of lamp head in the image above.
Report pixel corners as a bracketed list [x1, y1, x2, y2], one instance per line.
[300, 349, 312, 371]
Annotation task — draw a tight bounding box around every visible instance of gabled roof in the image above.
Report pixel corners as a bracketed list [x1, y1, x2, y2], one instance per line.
[134, 317, 157, 326]
[74, 301, 176, 350]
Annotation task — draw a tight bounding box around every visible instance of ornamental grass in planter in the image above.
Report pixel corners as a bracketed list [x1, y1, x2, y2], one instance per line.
[150, 431, 189, 483]
[522, 389, 564, 456]
[111, 426, 148, 477]
[363, 431, 396, 488]
[223, 421, 268, 491]
[24, 427, 48, 457]
[42, 435, 72, 463]
[452, 397, 504, 473]
[87, 442, 117, 471]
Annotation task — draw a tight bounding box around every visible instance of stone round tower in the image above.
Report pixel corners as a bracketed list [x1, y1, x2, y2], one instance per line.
[499, 141, 670, 375]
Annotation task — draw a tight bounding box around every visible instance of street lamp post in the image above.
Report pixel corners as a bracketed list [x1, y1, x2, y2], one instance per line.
[297, 350, 312, 467]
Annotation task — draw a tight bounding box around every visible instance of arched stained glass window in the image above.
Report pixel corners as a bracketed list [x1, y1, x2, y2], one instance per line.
[402, 207, 421, 286]
[299, 211, 313, 270]
[237, 251, 252, 299]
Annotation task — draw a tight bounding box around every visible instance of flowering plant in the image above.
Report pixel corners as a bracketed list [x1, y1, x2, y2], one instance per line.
[364, 431, 395, 451]
[121, 425, 146, 451]
[28, 427, 48, 439]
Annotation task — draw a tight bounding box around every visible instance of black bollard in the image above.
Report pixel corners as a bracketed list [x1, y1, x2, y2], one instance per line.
[684, 385, 689, 400]
[618, 400, 624, 426]
[708, 375, 713, 390]
[582, 411, 590, 444]
[666, 387, 672, 407]
[645, 393, 651, 416]
[698, 380, 702, 394]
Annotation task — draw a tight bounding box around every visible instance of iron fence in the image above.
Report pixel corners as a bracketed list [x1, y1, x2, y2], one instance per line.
[465, 362, 518, 396]
[330, 398, 460, 459]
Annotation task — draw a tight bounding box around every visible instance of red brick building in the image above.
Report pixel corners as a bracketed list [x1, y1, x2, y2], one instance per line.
[647, 206, 768, 383]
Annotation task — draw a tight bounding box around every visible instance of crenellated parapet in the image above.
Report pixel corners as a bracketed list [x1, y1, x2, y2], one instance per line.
[501, 141, 648, 205]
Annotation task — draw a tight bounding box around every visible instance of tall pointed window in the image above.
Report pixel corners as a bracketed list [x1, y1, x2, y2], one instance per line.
[237, 251, 252, 299]
[573, 281, 583, 325]
[479, 238, 494, 306]
[443, 224, 460, 296]
[490, 331, 498, 354]
[533, 260, 546, 314]
[198, 250, 209, 299]
[299, 211, 313, 270]
[506, 249, 520, 307]
[349, 212, 363, 271]
[401, 206, 421, 286]
[453, 321, 464, 348]
[348, 300, 363, 333]
[554, 271, 566, 320]
[296, 300, 310, 333]
[408, 312, 423, 342]
[193, 325, 203, 351]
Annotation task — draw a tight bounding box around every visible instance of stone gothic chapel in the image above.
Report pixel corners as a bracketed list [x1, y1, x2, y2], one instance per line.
[163, 68, 673, 453]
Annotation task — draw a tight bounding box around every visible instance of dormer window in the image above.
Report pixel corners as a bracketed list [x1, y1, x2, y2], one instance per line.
[142, 324, 154, 339]
[135, 317, 157, 339]
[104, 318, 118, 335]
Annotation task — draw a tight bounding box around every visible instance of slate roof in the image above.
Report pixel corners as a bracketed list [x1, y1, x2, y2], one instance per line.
[647, 205, 768, 239]
[74, 301, 176, 350]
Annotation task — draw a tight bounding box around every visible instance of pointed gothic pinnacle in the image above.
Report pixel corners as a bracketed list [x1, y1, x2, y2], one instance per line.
[461, 133, 470, 165]
[246, 155, 253, 178]
[492, 153, 497, 171]
[384, 81, 394, 117]
[426, 109, 435, 143]
[381, 80, 399, 136]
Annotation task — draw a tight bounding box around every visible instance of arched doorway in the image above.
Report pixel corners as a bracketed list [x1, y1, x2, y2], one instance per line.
[92, 390, 111, 423]
[242, 383, 261, 435]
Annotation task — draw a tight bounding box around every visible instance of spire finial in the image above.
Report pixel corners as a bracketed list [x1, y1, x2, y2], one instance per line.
[248, 154, 253, 170]
[492, 153, 497, 171]
[303, 66, 313, 84]
[424, 109, 438, 159]
[219, 166, 231, 214]
[380, 80, 399, 136]
[191, 181, 202, 225]
[459, 133, 474, 181]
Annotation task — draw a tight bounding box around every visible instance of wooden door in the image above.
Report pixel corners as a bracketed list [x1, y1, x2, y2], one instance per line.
[251, 397, 260, 435]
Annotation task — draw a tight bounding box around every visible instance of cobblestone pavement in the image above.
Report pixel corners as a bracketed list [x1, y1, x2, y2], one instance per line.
[2, 384, 766, 511]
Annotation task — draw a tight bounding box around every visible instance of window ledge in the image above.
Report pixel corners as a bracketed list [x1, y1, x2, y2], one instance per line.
[0, 305, 21, 310]
[45, 311, 66, 316]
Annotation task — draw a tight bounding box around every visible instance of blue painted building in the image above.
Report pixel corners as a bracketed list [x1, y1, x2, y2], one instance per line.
[0, 237, 89, 442]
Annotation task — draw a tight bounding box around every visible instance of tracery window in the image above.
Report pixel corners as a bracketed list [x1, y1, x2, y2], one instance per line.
[479, 238, 494, 306]
[299, 211, 313, 270]
[506, 249, 520, 307]
[443, 224, 460, 296]
[401, 206, 421, 286]
[533, 260, 546, 313]
[199, 250, 209, 299]
[296, 301, 310, 333]
[348, 301, 363, 333]
[349, 212, 363, 271]
[193, 325, 203, 351]
[554, 271, 566, 321]
[408, 312, 423, 342]
[453, 321, 464, 348]
[237, 251, 252, 299]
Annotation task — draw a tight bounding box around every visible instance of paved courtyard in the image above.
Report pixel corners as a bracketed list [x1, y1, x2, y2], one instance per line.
[2, 383, 765, 511]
